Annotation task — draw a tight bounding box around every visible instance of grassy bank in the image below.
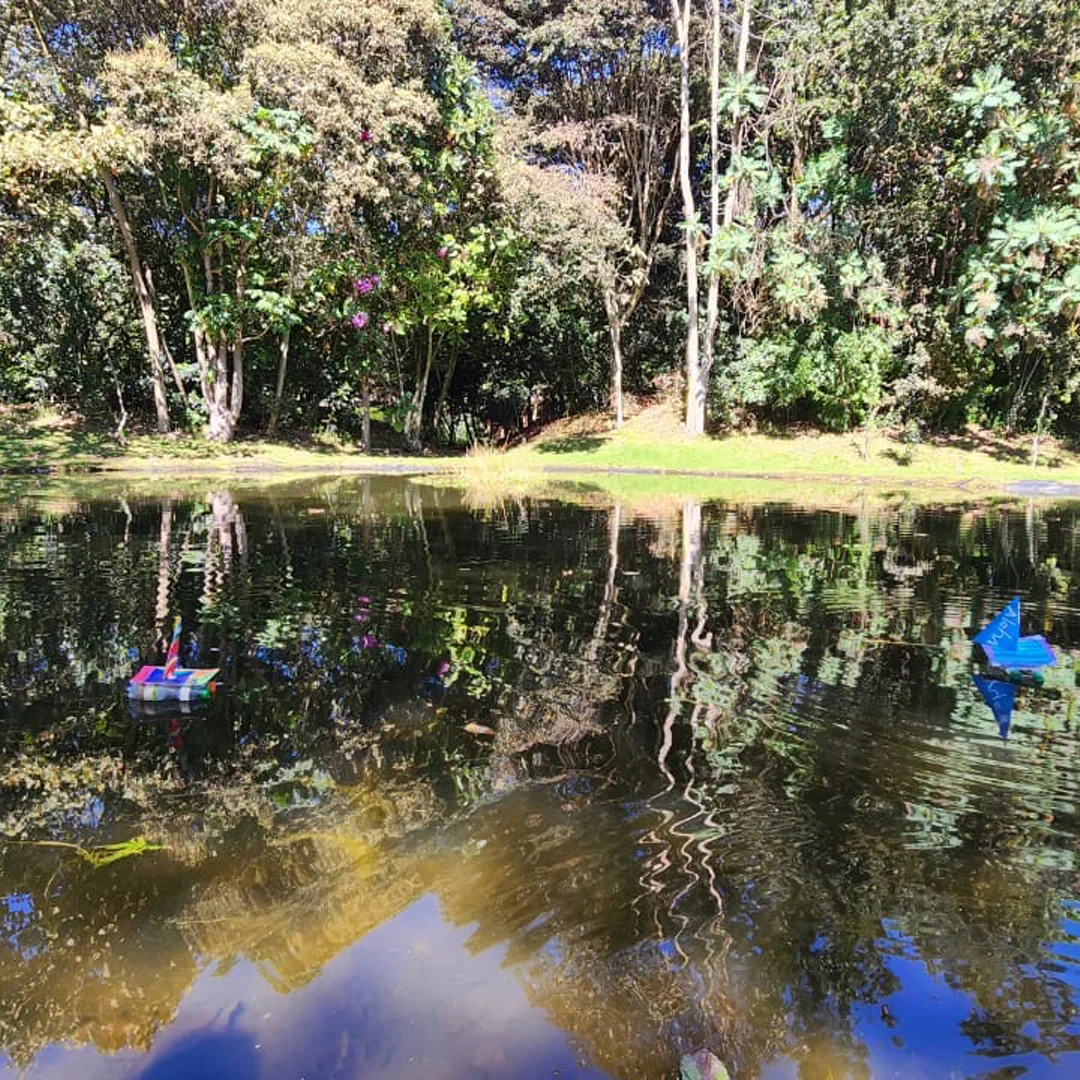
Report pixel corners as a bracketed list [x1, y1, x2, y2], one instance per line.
[5, 404, 1080, 497]
[0, 408, 441, 477]
[509, 400, 1080, 490]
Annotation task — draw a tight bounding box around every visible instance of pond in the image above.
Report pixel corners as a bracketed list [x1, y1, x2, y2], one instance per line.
[2, 477, 1080, 1079]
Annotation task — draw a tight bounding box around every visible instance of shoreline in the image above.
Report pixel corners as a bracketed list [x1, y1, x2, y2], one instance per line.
[4, 455, 1080, 501]
[5, 410, 1080, 499]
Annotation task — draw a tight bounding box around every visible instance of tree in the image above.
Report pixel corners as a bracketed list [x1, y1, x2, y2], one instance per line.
[5, 0, 183, 431]
[453, 0, 679, 429]
[950, 64, 1080, 460]
[670, 0, 702, 436]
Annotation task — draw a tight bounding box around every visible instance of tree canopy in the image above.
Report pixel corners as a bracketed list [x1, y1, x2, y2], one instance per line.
[1, 0, 1078, 447]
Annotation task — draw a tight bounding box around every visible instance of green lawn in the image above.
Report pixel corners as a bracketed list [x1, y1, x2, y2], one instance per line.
[4, 406, 1080, 498]
[512, 405, 1080, 490]
[0, 409, 443, 477]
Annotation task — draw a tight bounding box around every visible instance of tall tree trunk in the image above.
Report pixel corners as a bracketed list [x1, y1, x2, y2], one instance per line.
[102, 170, 170, 433]
[228, 263, 246, 433]
[604, 291, 625, 428]
[671, 0, 703, 437]
[703, 0, 722, 391]
[269, 323, 291, 437]
[405, 328, 436, 451]
[206, 338, 234, 442]
[432, 346, 459, 439]
[197, 254, 244, 444]
[724, 0, 752, 229]
[1031, 389, 1049, 466]
[361, 373, 371, 452]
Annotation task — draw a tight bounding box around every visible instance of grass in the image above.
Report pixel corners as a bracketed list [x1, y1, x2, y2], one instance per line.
[5, 402, 1080, 501]
[0, 407, 444, 478]
[512, 398, 1080, 491]
[415, 444, 552, 510]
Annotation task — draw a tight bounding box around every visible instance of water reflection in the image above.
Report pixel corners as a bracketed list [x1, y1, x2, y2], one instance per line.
[973, 675, 1017, 739]
[2, 481, 1080, 1077]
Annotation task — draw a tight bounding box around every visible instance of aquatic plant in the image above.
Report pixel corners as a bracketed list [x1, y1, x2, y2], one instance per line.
[14, 835, 165, 868]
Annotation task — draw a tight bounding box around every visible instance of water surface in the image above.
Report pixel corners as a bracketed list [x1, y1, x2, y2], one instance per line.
[2, 479, 1080, 1079]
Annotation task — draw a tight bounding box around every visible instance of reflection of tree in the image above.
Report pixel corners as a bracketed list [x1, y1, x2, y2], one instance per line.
[202, 489, 248, 609]
[5, 490, 1080, 1073]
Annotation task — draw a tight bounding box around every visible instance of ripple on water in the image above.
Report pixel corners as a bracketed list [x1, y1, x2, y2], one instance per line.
[4, 493, 1080, 1077]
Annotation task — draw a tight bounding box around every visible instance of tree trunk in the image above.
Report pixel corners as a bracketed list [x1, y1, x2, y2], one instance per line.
[703, 0, 722, 390]
[433, 346, 459, 439]
[671, 0, 703, 437]
[205, 337, 237, 443]
[405, 328, 436, 451]
[269, 323, 291, 437]
[198, 257, 244, 443]
[102, 170, 170, 433]
[1031, 389, 1049, 466]
[228, 264, 246, 433]
[604, 291, 625, 428]
[361, 373, 371, 452]
[723, 0, 753, 232]
[114, 378, 128, 444]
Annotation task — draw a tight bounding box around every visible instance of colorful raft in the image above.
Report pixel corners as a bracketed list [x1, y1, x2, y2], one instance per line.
[127, 618, 218, 701]
[973, 596, 1055, 672]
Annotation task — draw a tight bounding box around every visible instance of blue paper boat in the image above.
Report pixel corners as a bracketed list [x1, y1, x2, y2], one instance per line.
[973, 597, 1055, 671]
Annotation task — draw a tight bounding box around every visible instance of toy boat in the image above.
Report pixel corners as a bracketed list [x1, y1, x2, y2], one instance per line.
[127, 617, 218, 701]
[973, 597, 1055, 672]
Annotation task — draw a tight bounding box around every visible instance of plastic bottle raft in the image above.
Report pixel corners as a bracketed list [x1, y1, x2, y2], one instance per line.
[127, 617, 219, 702]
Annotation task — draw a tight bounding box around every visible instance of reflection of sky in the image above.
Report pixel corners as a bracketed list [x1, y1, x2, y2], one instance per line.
[760, 922, 1080, 1080]
[3, 894, 606, 1080]
[10, 886, 1080, 1078]
[2, 893, 41, 961]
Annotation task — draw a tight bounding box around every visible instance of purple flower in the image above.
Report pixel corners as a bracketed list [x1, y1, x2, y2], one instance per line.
[350, 311, 369, 330]
[360, 634, 379, 649]
[358, 595, 371, 604]
[354, 276, 376, 295]
[437, 246, 448, 259]
[359, 129, 373, 144]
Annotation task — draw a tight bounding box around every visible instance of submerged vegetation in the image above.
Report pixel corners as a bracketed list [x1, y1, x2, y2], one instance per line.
[2, 1, 1080, 462]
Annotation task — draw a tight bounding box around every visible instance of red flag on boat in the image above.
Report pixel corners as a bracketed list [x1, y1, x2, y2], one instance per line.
[163, 616, 182, 679]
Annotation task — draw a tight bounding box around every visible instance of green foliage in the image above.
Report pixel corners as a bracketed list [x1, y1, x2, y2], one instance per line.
[0, 226, 143, 409]
[2, 0, 1080, 444]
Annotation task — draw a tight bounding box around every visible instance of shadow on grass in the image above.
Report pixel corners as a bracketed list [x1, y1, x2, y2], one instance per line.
[882, 447, 915, 467]
[0, 409, 123, 474]
[535, 435, 608, 454]
[927, 428, 1055, 467]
